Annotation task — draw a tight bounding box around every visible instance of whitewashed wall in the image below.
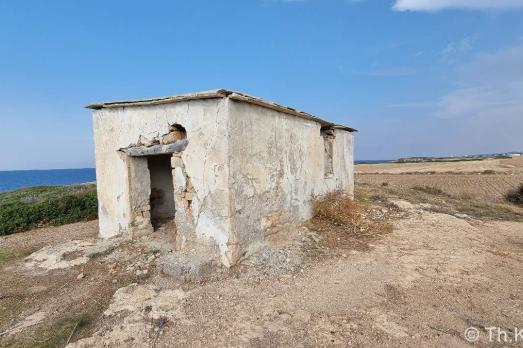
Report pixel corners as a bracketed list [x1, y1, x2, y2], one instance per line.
[227, 101, 354, 260]
[92, 97, 354, 266]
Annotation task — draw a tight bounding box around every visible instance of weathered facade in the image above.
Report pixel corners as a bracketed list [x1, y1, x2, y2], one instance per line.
[88, 89, 356, 266]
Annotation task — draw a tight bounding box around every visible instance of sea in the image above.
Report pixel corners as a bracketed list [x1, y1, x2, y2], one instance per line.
[0, 168, 96, 193]
[0, 160, 391, 193]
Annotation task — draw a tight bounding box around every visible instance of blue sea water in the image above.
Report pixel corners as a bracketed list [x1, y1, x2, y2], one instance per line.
[0, 161, 390, 193]
[0, 168, 96, 192]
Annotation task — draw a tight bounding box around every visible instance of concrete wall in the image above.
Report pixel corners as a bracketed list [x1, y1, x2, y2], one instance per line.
[92, 98, 232, 263]
[226, 100, 354, 260]
[92, 96, 353, 266]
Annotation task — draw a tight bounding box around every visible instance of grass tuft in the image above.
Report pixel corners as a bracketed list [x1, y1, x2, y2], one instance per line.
[28, 314, 91, 348]
[505, 184, 523, 207]
[313, 192, 362, 229]
[309, 191, 393, 251]
[412, 186, 448, 196]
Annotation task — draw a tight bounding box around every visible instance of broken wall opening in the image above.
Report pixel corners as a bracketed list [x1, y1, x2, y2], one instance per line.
[148, 154, 176, 229]
[321, 128, 335, 177]
[123, 123, 191, 239]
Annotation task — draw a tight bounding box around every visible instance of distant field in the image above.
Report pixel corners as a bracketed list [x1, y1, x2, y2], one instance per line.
[357, 173, 523, 203]
[356, 156, 523, 175]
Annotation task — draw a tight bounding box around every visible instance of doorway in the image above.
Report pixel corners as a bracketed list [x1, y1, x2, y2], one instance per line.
[147, 154, 175, 229]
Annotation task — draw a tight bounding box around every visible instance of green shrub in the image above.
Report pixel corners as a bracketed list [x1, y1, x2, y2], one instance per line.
[505, 184, 523, 207]
[0, 185, 97, 236]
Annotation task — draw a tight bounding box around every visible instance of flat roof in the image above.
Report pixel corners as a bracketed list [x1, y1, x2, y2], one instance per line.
[86, 89, 357, 132]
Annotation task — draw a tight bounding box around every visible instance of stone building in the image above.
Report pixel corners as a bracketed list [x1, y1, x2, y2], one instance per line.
[87, 89, 356, 266]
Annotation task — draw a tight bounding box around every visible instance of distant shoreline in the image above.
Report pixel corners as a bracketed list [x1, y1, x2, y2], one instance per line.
[0, 168, 96, 193]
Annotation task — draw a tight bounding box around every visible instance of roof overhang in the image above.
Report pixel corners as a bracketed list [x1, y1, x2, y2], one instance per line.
[86, 89, 357, 132]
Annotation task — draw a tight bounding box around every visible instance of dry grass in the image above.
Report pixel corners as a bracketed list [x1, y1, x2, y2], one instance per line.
[412, 186, 449, 196]
[357, 173, 523, 204]
[308, 191, 394, 252]
[505, 184, 523, 207]
[357, 182, 523, 222]
[356, 156, 523, 175]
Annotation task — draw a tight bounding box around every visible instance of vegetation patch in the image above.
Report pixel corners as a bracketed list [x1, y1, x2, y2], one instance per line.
[505, 184, 523, 207]
[0, 184, 97, 236]
[309, 191, 394, 251]
[0, 250, 13, 264]
[412, 186, 449, 196]
[28, 314, 90, 348]
[455, 202, 522, 221]
[0, 247, 36, 265]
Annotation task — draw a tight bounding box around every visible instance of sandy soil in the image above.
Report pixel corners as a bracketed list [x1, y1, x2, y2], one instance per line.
[1, 186, 523, 347]
[356, 156, 523, 174]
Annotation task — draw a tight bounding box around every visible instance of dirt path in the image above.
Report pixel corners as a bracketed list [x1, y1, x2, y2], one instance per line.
[144, 204, 523, 347]
[1, 197, 523, 347]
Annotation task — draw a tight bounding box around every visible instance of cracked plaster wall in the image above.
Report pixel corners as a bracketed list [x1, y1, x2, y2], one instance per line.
[93, 98, 232, 263]
[227, 101, 354, 260]
[93, 97, 354, 266]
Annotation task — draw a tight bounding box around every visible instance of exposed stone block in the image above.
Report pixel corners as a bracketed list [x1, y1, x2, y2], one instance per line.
[173, 167, 187, 193]
[171, 157, 184, 168]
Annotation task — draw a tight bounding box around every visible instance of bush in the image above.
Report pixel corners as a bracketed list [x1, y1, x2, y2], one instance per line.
[309, 191, 393, 252]
[0, 185, 97, 236]
[312, 191, 362, 229]
[505, 184, 523, 207]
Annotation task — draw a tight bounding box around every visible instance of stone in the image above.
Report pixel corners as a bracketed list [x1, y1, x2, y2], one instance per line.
[138, 135, 156, 147]
[184, 191, 195, 201]
[162, 129, 185, 144]
[173, 167, 187, 193]
[171, 157, 184, 168]
[77, 273, 85, 280]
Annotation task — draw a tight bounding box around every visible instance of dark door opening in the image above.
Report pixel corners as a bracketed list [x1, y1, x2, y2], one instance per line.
[147, 154, 175, 229]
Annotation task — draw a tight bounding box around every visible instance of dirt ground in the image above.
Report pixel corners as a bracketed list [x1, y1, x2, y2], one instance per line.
[1, 179, 523, 347]
[357, 173, 523, 204]
[356, 157, 523, 205]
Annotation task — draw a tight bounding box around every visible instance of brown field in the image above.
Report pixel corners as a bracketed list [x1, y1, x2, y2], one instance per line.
[357, 156, 523, 174]
[357, 173, 523, 203]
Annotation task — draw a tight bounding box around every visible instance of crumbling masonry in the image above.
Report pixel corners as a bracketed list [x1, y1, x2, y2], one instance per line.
[88, 89, 356, 266]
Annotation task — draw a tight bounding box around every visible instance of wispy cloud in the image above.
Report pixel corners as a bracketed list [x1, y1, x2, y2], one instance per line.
[394, 0, 523, 12]
[435, 42, 523, 120]
[353, 66, 416, 77]
[429, 42, 523, 152]
[441, 38, 472, 64]
[387, 102, 436, 108]
[362, 42, 523, 159]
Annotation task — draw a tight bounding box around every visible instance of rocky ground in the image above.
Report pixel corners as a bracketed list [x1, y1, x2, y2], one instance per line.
[1, 184, 523, 347]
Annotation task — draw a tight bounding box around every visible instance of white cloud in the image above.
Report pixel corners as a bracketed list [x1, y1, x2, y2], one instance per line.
[436, 43, 523, 119]
[430, 43, 523, 153]
[357, 42, 523, 160]
[394, 0, 523, 11]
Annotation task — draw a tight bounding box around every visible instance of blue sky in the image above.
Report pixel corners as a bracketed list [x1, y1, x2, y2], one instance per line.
[0, 0, 522, 170]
